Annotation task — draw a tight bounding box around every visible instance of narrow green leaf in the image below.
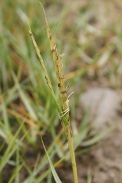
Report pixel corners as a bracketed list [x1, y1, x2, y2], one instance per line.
[42, 139, 62, 183]
[81, 125, 116, 147]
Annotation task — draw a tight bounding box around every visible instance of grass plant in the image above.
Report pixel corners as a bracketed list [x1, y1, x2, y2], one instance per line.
[0, 1, 122, 183]
[28, 3, 78, 182]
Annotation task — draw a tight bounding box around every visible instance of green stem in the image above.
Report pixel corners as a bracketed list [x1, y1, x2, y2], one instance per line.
[40, 3, 79, 183]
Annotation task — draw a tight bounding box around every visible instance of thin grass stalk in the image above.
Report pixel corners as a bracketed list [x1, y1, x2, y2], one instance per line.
[28, 4, 78, 182]
[40, 3, 78, 183]
[29, 27, 78, 182]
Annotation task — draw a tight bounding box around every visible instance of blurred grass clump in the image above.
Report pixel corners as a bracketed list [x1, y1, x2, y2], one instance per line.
[0, 0, 122, 182]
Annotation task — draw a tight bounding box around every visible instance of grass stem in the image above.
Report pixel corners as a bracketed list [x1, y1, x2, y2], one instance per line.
[29, 3, 79, 182]
[40, 3, 78, 183]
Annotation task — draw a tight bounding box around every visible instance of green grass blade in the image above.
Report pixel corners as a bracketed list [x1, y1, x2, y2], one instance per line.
[81, 125, 116, 147]
[0, 122, 24, 171]
[42, 139, 62, 183]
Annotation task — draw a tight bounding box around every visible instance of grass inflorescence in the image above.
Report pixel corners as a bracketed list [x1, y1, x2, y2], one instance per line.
[29, 3, 78, 182]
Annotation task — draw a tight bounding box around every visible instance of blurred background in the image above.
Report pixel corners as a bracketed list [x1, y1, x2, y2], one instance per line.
[0, 0, 122, 183]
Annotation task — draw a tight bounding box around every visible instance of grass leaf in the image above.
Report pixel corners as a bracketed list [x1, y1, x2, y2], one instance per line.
[42, 139, 62, 183]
